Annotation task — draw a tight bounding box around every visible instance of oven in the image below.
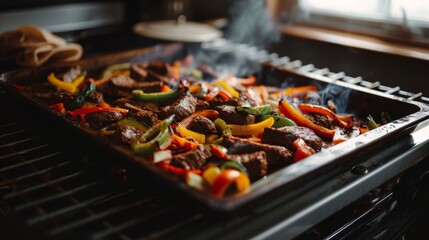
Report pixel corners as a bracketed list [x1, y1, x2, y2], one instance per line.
[1, 1, 429, 239]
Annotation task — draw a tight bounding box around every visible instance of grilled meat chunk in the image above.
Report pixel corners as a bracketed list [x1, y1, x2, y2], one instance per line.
[229, 151, 267, 180]
[114, 125, 142, 145]
[261, 126, 323, 152]
[98, 75, 162, 99]
[161, 91, 197, 121]
[190, 116, 217, 135]
[304, 113, 333, 130]
[127, 109, 157, 127]
[115, 98, 161, 114]
[238, 92, 257, 107]
[223, 136, 293, 167]
[85, 111, 124, 129]
[214, 105, 255, 125]
[196, 99, 210, 111]
[209, 97, 239, 108]
[130, 64, 147, 82]
[170, 145, 212, 170]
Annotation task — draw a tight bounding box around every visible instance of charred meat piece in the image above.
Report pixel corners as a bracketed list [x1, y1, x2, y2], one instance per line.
[26, 83, 74, 105]
[214, 105, 255, 125]
[196, 99, 210, 111]
[170, 145, 212, 170]
[85, 111, 124, 129]
[190, 116, 217, 135]
[86, 91, 105, 105]
[223, 136, 293, 167]
[130, 64, 147, 82]
[238, 92, 257, 107]
[56, 65, 81, 83]
[304, 113, 333, 130]
[126, 108, 158, 127]
[115, 98, 161, 114]
[261, 126, 323, 152]
[161, 91, 197, 121]
[114, 125, 143, 145]
[99, 75, 162, 99]
[147, 61, 170, 76]
[229, 151, 267, 180]
[209, 97, 239, 108]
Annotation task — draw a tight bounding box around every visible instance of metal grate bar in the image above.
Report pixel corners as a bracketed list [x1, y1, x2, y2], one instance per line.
[48, 196, 157, 236]
[0, 129, 30, 139]
[4, 171, 81, 199]
[1, 160, 70, 183]
[148, 213, 203, 239]
[0, 144, 52, 161]
[28, 189, 134, 225]
[0, 152, 61, 172]
[0, 121, 20, 128]
[15, 182, 98, 211]
[90, 207, 175, 240]
[0, 136, 40, 149]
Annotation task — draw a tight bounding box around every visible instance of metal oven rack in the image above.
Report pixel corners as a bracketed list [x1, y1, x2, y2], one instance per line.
[1, 40, 429, 240]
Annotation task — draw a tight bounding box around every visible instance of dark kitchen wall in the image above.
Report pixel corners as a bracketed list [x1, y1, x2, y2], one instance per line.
[270, 35, 429, 97]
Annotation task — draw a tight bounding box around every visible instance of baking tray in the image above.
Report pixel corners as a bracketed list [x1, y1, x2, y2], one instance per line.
[1, 43, 429, 212]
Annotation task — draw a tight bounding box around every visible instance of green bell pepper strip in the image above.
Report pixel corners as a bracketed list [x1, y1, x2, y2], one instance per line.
[220, 161, 248, 176]
[367, 115, 378, 130]
[236, 105, 272, 116]
[67, 81, 96, 110]
[259, 114, 296, 128]
[116, 118, 149, 132]
[131, 115, 175, 155]
[132, 89, 181, 102]
[102, 63, 130, 77]
[213, 118, 232, 136]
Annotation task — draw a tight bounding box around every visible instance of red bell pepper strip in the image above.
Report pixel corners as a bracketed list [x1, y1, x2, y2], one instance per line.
[236, 75, 257, 87]
[218, 90, 232, 100]
[10, 83, 26, 91]
[297, 103, 354, 129]
[293, 138, 315, 162]
[50, 103, 65, 114]
[210, 144, 228, 159]
[157, 162, 202, 178]
[69, 106, 128, 124]
[279, 99, 335, 139]
[211, 169, 250, 197]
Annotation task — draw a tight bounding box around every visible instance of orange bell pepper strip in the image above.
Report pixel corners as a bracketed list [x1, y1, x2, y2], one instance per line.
[298, 103, 354, 129]
[284, 85, 317, 97]
[172, 134, 200, 150]
[211, 169, 250, 197]
[279, 99, 335, 139]
[50, 103, 65, 114]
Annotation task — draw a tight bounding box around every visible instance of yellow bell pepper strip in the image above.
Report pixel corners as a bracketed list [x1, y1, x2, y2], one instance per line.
[284, 85, 317, 97]
[131, 116, 174, 155]
[279, 99, 335, 139]
[178, 110, 219, 129]
[211, 169, 250, 197]
[229, 117, 274, 136]
[69, 106, 128, 124]
[293, 138, 315, 162]
[213, 118, 232, 136]
[212, 80, 240, 98]
[202, 166, 221, 185]
[172, 134, 200, 150]
[67, 81, 96, 110]
[236, 105, 272, 116]
[50, 103, 65, 114]
[102, 63, 130, 77]
[259, 114, 296, 128]
[132, 89, 181, 102]
[157, 162, 202, 178]
[367, 115, 378, 130]
[47, 72, 86, 93]
[177, 125, 205, 144]
[298, 103, 354, 129]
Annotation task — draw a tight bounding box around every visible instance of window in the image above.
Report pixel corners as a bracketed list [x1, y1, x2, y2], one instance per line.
[296, 0, 429, 44]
